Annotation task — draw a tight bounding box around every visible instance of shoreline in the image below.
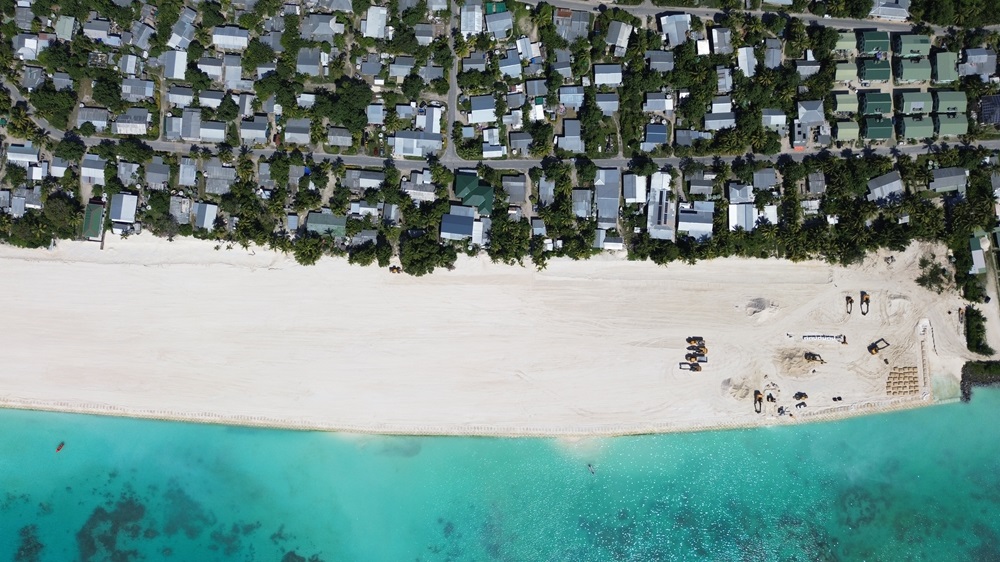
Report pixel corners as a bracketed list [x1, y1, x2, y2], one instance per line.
[0, 393, 948, 437]
[0, 234, 985, 438]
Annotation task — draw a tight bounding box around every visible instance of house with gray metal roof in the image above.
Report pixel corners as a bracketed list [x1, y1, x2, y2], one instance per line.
[20, 66, 44, 91]
[595, 168, 621, 228]
[929, 167, 968, 195]
[594, 64, 623, 87]
[502, 174, 527, 204]
[606, 21, 633, 57]
[327, 127, 352, 147]
[554, 8, 589, 42]
[866, 171, 904, 203]
[737, 46, 757, 77]
[121, 79, 154, 102]
[705, 112, 737, 131]
[485, 11, 513, 39]
[660, 14, 691, 48]
[302, 14, 345, 42]
[297, 48, 323, 77]
[212, 26, 250, 51]
[596, 93, 619, 116]
[764, 39, 782, 69]
[646, 172, 676, 241]
[557, 119, 585, 153]
[559, 86, 584, 109]
[959, 48, 997, 82]
[641, 123, 669, 152]
[284, 118, 312, 145]
[167, 8, 197, 49]
[363, 6, 389, 39]
[469, 95, 497, 124]
[81, 154, 107, 186]
[77, 107, 110, 132]
[51, 72, 73, 92]
[146, 157, 171, 188]
[711, 28, 733, 55]
[499, 50, 522, 79]
[109, 193, 139, 234]
[113, 107, 150, 136]
[169, 196, 192, 225]
[241, 116, 270, 144]
[204, 158, 237, 195]
[509, 132, 532, 154]
[677, 201, 714, 240]
[390, 130, 443, 158]
[646, 50, 674, 72]
[193, 202, 219, 230]
[179, 158, 198, 187]
[572, 189, 593, 218]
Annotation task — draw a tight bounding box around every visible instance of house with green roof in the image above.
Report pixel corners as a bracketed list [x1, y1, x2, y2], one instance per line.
[860, 31, 890, 55]
[897, 58, 932, 82]
[895, 34, 931, 58]
[836, 31, 857, 53]
[900, 117, 934, 140]
[864, 117, 893, 140]
[305, 211, 347, 238]
[861, 59, 891, 81]
[935, 114, 969, 136]
[934, 52, 959, 83]
[835, 93, 858, 113]
[455, 170, 495, 215]
[82, 202, 104, 242]
[934, 90, 967, 114]
[835, 120, 860, 141]
[900, 92, 933, 114]
[862, 92, 892, 115]
[835, 62, 857, 82]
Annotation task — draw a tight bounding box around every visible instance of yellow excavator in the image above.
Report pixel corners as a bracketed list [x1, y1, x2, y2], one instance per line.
[860, 292, 870, 316]
[845, 296, 854, 314]
[867, 338, 889, 355]
[687, 344, 709, 354]
[804, 352, 826, 364]
[686, 336, 705, 345]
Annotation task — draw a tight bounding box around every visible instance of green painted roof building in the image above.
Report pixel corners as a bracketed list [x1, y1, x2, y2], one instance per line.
[896, 34, 932, 58]
[455, 171, 495, 215]
[82, 203, 104, 241]
[862, 92, 892, 115]
[835, 62, 857, 82]
[305, 212, 347, 237]
[860, 31, 890, 55]
[934, 90, 968, 114]
[836, 31, 857, 53]
[901, 117, 934, 140]
[936, 114, 969, 136]
[900, 92, 933, 114]
[835, 93, 858, 113]
[897, 58, 932, 82]
[864, 117, 893, 139]
[835, 120, 860, 141]
[934, 52, 959, 83]
[861, 59, 891, 81]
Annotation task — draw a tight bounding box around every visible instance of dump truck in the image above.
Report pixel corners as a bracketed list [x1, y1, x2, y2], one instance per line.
[845, 296, 854, 314]
[686, 353, 708, 364]
[679, 362, 702, 372]
[860, 292, 870, 316]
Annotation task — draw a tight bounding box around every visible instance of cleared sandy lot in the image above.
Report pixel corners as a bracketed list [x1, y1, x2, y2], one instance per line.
[0, 234, 986, 435]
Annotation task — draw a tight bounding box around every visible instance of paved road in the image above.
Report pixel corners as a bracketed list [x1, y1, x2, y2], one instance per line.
[443, 1, 461, 163]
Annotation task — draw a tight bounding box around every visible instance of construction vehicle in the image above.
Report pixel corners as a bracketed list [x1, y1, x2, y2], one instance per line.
[686, 336, 705, 345]
[686, 353, 708, 364]
[679, 362, 702, 372]
[867, 338, 890, 355]
[860, 292, 870, 316]
[687, 345, 709, 354]
[845, 296, 854, 314]
[804, 352, 826, 364]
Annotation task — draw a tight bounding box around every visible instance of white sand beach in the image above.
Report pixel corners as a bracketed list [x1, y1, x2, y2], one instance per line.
[0, 234, 989, 436]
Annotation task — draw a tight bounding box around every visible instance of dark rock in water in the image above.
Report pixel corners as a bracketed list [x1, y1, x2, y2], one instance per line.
[15, 525, 44, 562]
[163, 483, 215, 539]
[442, 521, 455, 537]
[281, 553, 307, 562]
[75, 493, 145, 562]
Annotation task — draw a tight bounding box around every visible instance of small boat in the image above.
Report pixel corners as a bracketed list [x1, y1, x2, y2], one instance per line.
[56, 442, 64, 453]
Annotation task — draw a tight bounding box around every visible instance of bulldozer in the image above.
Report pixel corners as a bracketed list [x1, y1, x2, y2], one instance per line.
[679, 362, 702, 372]
[867, 338, 890, 355]
[804, 352, 826, 364]
[845, 296, 854, 314]
[860, 292, 870, 316]
[686, 336, 705, 345]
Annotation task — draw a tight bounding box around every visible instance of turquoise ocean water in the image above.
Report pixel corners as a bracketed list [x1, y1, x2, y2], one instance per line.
[2, 391, 1000, 561]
